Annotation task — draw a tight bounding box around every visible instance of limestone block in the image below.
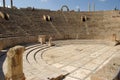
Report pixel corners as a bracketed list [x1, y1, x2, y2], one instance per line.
[5, 46, 25, 80]
[91, 54, 120, 80]
[38, 35, 46, 44]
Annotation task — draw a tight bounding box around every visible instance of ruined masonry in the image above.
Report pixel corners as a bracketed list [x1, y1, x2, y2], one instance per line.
[5, 46, 25, 80]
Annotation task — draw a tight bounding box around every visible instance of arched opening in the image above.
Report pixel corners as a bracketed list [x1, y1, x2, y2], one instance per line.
[61, 5, 69, 12]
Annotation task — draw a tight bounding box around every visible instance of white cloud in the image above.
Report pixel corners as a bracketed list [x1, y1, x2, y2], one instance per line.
[99, 0, 107, 2]
[40, 0, 49, 2]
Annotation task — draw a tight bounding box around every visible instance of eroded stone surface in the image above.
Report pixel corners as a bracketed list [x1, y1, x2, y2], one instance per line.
[5, 46, 25, 80]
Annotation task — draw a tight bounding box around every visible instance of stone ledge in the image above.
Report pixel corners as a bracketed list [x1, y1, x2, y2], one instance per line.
[53, 40, 118, 46]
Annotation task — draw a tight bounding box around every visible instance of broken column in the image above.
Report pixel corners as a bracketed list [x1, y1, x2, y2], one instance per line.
[3, 0, 5, 8]
[10, 0, 13, 8]
[48, 37, 52, 46]
[88, 2, 90, 12]
[5, 46, 25, 80]
[92, 2, 95, 11]
[38, 35, 46, 44]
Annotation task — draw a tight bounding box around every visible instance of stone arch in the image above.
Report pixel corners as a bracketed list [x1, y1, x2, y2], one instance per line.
[61, 5, 69, 12]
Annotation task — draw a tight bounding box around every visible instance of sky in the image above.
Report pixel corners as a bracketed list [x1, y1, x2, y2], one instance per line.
[0, 0, 120, 11]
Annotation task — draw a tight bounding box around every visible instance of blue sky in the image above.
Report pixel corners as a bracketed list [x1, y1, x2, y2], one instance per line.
[0, 0, 120, 11]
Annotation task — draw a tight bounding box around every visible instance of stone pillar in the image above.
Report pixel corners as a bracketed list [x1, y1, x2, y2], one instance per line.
[3, 0, 5, 8]
[38, 35, 46, 44]
[5, 46, 25, 80]
[88, 2, 90, 12]
[10, 0, 13, 8]
[48, 37, 52, 46]
[112, 34, 116, 41]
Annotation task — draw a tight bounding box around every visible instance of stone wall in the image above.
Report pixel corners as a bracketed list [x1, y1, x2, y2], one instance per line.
[0, 8, 120, 47]
[0, 36, 38, 49]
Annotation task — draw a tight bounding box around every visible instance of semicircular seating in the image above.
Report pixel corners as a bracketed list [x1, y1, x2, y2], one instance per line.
[23, 43, 68, 80]
[21, 40, 120, 80]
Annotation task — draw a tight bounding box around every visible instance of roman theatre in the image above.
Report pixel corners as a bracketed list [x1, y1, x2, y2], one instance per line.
[0, 4, 120, 80]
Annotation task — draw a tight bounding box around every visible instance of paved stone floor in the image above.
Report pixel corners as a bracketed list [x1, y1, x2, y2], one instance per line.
[2, 41, 120, 80]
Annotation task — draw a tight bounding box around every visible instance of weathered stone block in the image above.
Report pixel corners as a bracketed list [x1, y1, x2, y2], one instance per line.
[5, 46, 25, 80]
[38, 35, 46, 44]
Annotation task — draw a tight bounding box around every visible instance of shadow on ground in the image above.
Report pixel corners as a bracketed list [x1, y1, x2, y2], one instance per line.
[0, 51, 7, 80]
[113, 71, 120, 80]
